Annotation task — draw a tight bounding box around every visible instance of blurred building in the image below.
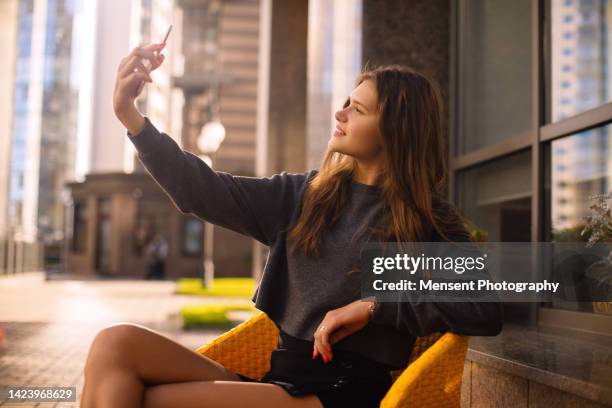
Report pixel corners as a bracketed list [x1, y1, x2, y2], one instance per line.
[0, 0, 88, 274]
[78, 0, 181, 175]
[0, 0, 29, 275]
[0, 0, 19, 241]
[67, 173, 203, 278]
[307, 0, 363, 170]
[66, 0, 263, 279]
[65, 0, 195, 278]
[0, 0, 195, 278]
[171, 0, 262, 280]
[177, 0, 259, 172]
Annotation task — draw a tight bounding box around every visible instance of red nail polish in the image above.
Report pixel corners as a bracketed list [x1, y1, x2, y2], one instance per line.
[312, 350, 316, 359]
[323, 355, 328, 364]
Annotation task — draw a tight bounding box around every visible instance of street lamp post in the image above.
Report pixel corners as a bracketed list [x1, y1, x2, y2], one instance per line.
[60, 188, 73, 277]
[197, 119, 225, 289]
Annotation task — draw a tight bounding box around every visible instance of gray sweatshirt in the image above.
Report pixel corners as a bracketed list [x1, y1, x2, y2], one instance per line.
[127, 117, 503, 369]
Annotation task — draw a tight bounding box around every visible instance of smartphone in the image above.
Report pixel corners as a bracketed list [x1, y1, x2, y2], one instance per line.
[161, 24, 173, 47]
[136, 24, 172, 95]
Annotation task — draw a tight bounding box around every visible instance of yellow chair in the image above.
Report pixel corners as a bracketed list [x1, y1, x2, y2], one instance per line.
[195, 311, 469, 408]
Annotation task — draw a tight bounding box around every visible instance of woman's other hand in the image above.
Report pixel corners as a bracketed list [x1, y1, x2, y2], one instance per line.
[113, 43, 165, 135]
[312, 298, 374, 363]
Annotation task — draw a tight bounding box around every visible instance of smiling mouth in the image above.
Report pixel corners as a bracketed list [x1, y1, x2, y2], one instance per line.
[333, 126, 346, 137]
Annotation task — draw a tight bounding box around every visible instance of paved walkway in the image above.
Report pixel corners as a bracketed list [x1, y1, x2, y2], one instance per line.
[0, 272, 252, 407]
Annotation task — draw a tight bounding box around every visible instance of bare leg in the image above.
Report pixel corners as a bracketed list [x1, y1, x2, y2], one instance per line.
[143, 380, 324, 408]
[80, 323, 246, 408]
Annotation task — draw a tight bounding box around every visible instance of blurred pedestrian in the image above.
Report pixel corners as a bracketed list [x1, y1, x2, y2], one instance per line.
[144, 232, 168, 280]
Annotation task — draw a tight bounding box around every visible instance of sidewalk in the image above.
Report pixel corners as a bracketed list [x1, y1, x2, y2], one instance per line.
[0, 272, 247, 407]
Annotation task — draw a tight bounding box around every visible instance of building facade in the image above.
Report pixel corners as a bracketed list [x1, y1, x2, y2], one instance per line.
[0, 0, 88, 274]
[67, 173, 202, 278]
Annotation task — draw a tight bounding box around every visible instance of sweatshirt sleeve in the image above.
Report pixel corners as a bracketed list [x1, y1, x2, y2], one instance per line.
[369, 230, 504, 337]
[127, 117, 309, 247]
[370, 297, 504, 337]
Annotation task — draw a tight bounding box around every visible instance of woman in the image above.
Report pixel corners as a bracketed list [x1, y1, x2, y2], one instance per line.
[80, 43, 503, 408]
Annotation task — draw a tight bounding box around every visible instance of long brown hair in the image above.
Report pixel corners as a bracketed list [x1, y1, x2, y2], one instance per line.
[288, 64, 470, 258]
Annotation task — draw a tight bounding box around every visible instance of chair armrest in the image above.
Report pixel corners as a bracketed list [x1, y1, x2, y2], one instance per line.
[380, 333, 470, 408]
[195, 312, 280, 380]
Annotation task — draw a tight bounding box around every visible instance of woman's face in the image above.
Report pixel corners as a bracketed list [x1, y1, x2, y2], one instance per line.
[328, 79, 382, 161]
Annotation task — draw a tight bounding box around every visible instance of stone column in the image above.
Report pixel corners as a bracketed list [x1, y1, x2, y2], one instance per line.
[266, 0, 309, 175]
[361, 0, 450, 102]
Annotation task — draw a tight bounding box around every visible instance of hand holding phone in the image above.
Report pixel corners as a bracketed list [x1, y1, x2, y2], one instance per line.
[113, 26, 172, 131]
[136, 24, 172, 95]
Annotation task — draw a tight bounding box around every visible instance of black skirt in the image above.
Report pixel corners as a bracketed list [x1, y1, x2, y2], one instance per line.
[235, 330, 394, 408]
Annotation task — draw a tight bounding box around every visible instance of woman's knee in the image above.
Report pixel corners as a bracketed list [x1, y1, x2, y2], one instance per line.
[85, 323, 145, 374]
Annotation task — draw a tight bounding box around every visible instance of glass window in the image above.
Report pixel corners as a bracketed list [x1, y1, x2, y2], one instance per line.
[457, 151, 532, 242]
[182, 217, 203, 257]
[457, 0, 533, 154]
[549, 126, 612, 239]
[545, 124, 612, 316]
[545, 0, 612, 123]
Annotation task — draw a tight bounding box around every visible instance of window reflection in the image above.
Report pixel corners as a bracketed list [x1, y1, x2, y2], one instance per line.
[547, 0, 612, 122]
[457, 152, 533, 323]
[457, 151, 532, 242]
[458, 0, 533, 154]
[549, 124, 612, 315]
[550, 126, 611, 239]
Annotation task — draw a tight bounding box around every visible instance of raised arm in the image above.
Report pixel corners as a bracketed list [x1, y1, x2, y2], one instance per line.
[126, 118, 310, 246]
[112, 43, 311, 246]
